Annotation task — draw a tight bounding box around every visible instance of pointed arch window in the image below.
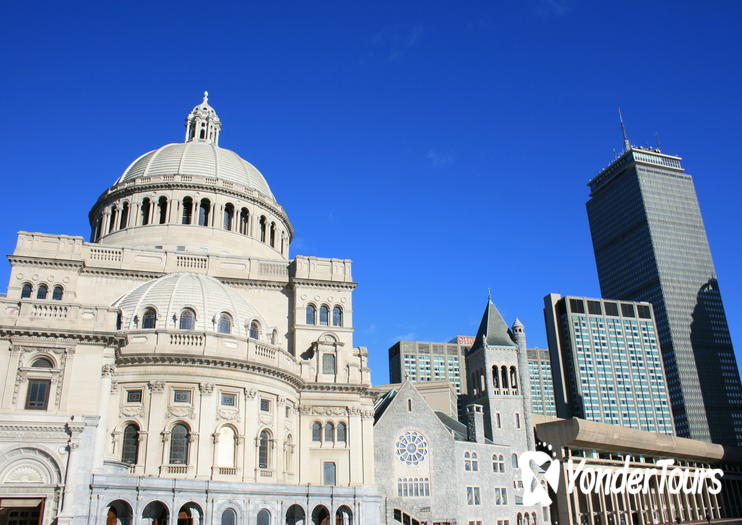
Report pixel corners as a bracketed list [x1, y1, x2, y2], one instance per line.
[306, 304, 316, 325]
[52, 285, 64, 301]
[319, 305, 329, 326]
[249, 320, 260, 339]
[239, 208, 249, 235]
[158, 196, 168, 224]
[332, 306, 343, 327]
[258, 430, 271, 469]
[182, 197, 193, 224]
[142, 308, 157, 329]
[179, 308, 195, 330]
[36, 284, 48, 300]
[122, 424, 140, 464]
[169, 423, 189, 464]
[21, 283, 33, 298]
[198, 199, 211, 226]
[223, 203, 234, 231]
[140, 198, 151, 226]
[218, 313, 232, 334]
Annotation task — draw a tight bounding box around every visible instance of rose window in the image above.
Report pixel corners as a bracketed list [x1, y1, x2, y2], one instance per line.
[396, 431, 428, 465]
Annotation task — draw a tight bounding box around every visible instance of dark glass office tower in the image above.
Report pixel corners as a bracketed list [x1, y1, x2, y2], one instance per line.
[587, 146, 742, 446]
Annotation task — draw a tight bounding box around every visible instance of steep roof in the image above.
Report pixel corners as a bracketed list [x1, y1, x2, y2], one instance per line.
[472, 297, 515, 348]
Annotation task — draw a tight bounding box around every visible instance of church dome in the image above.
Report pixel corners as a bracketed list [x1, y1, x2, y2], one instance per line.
[114, 142, 274, 200]
[113, 272, 267, 336]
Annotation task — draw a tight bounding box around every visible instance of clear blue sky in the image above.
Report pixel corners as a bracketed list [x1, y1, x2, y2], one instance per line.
[2, 1, 741, 385]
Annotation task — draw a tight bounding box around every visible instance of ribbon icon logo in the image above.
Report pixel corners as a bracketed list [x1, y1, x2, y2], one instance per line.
[521, 451, 561, 506]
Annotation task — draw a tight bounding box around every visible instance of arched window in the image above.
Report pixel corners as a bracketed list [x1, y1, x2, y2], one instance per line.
[218, 313, 232, 334]
[257, 509, 270, 525]
[182, 197, 193, 224]
[259, 216, 266, 242]
[179, 308, 195, 330]
[286, 505, 305, 525]
[142, 308, 157, 329]
[36, 284, 48, 300]
[122, 424, 139, 464]
[221, 509, 236, 525]
[258, 430, 271, 469]
[239, 208, 249, 235]
[512, 453, 519, 468]
[510, 366, 518, 391]
[471, 452, 479, 471]
[141, 198, 151, 226]
[249, 320, 260, 339]
[465, 451, 472, 471]
[312, 422, 322, 442]
[198, 199, 211, 226]
[332, 306, 343, 327]
[158, 196, 168, 224]
[324, 422, 334, 443]
[337, 422, 347, 444]
[319, 305, 329, 326]
[119, 202, 129, 230]
[109, 206, 117, 232]
[52, 285, 64, 301]
[169, 423, 189, 464]
[216, 425, 236, 467]
[518, 513, 524, 525]
[492, 366, 500, 389]
[322, 353, 336, 375]
[223, 203, 234, 231]
[501, 366, 509, 390]
[270, 222, 276, 247]
[32, 357, 53, 368]
[306, 304, 316, 325]
[270, 329, 277, 345]
[21, 282, 32, 298]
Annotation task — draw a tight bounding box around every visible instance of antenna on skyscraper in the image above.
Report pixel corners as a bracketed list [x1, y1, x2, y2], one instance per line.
[618, 107, 631, 152]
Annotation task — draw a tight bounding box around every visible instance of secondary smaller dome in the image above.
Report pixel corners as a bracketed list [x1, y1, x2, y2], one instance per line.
[113, 273, 267, 337]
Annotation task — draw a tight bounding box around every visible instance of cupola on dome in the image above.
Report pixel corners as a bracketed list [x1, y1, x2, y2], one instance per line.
[113, 92, 274, 200]
[113, 272, 267, 337]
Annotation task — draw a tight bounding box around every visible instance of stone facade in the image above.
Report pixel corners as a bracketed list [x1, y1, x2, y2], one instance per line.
[0, 94, 380, 525]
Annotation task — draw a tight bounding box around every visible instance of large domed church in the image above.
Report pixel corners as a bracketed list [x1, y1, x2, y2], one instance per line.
[0, 94, 379, 525]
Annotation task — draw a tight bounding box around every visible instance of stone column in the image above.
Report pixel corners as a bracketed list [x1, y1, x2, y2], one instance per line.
[94, 364, 115, 466]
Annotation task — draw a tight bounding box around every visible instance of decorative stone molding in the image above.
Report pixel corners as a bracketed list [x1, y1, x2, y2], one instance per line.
[101, 364, 116, 376]
[244, 388, 257, 399]
[148, 380, 165, 393]
[110, 381, 119, 392]
[120, 406, 144, 417]
[217, 408, 240, 422]
[199, 382, 215, 395]
[167, 406, 194, 418]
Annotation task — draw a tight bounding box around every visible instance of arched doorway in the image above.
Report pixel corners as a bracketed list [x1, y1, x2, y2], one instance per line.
[286, 504, 305, 525]
[177, 503, 202, 525]
[142, 501, 169, 525]
[311, 506, 330, 525]
[257, 509, 271, 525]
[106, 500, 133, 525]
[335, 506, 352, 525]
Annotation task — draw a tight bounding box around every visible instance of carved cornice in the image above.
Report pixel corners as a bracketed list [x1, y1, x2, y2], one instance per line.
[0, 327, 124, 346]
[297, 404, 374, 418]
[302, 382, 371, 394]
[7, 256, 84, 269]
[116, 353, 304, 389]
[288, 279, 357, 290]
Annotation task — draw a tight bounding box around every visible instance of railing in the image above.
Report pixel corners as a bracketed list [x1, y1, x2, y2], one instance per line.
[31, 304, 70, 319]
[259, 469, 272, 477]
[166, 465, 189, 474]
[169, 333, 205, 346]
[218, 466, 238, 475]
[89, 247, 123, 262]
[176, 254, 208, 270]
[254, 342, 276, 360]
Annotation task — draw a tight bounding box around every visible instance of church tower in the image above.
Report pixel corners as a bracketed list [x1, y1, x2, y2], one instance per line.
[464, 296, 535, 452]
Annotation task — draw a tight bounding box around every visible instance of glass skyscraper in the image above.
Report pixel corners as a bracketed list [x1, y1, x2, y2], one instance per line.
[544, 294, 674, 435]
[586, 146, 742, 445]
[527, 348, 557, 417]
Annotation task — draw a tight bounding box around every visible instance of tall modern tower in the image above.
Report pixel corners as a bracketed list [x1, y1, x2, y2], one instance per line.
[586, 127, 742, 445]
